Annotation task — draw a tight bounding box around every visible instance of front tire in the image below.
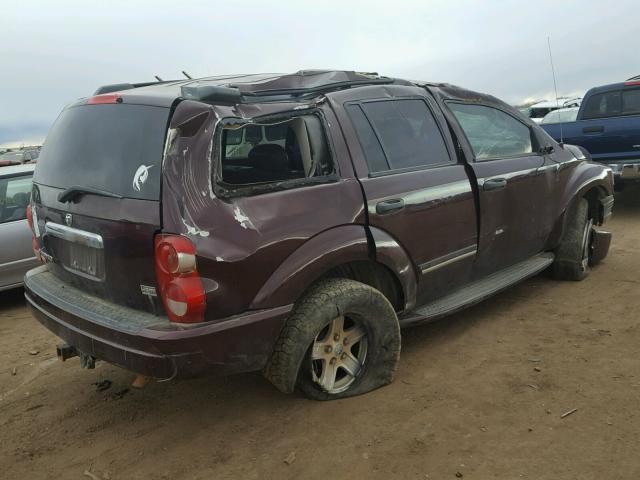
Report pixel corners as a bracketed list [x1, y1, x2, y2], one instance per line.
[552, 198, 594, 281]
[264, 278, 401, 400]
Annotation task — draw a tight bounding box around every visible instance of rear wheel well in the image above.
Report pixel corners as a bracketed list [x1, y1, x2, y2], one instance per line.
[320, 260, 404, 312]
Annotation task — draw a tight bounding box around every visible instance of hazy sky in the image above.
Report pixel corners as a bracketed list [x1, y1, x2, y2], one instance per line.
[1, 0, 637, 145]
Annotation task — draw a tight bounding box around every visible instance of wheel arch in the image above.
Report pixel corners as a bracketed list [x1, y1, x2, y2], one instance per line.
[250, 225, 417, 313]
[547, 164, 613, 249]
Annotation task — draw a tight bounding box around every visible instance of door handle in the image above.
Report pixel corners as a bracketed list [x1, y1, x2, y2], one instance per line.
[376, 198, 405, 214]
[483, 178, 507, 191]
[583, 125, 604, 134]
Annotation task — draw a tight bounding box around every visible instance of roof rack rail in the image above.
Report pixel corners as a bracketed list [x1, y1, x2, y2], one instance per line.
[93, 79, 181, 95]
[181, 77, 402, 104]
[626, 74, 640, 81]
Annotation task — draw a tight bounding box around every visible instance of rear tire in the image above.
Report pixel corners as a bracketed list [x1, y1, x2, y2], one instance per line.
[263, 278, 401, 400]
[552, 198, 594, 281]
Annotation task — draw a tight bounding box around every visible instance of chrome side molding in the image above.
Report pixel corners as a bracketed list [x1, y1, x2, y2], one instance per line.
[44, 222, 104, 249]
[420, 244, 477, 274]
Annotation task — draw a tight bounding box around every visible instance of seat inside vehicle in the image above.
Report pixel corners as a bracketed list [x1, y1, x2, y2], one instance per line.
[220, 115, 331, 185]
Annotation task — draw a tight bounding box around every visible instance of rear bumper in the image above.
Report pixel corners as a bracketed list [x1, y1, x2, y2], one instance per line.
[606, 162, 640, 181]
[24, 265, 290, 379]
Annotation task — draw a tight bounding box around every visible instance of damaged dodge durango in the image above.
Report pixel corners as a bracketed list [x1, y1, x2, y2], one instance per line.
[25, 70, 614, 400]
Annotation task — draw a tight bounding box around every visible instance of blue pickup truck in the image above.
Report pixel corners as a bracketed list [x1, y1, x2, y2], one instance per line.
[541, 78, 640, 188]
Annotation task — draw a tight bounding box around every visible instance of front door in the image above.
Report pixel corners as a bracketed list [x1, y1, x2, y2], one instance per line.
[330, 87, 478, 304]
[446, 102, 553, 276]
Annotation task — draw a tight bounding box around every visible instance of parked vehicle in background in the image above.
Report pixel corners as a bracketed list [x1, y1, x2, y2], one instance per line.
[541, 107, 579, 124]
[522, 98, 582, 124]
[0, 148, 40, 166]
[24, 70, 613, 400]
[541, 79, 640, 188]
[0, 164, 38, 291]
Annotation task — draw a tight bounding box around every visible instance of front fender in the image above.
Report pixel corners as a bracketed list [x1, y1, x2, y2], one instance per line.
[548, 159, 613, 248]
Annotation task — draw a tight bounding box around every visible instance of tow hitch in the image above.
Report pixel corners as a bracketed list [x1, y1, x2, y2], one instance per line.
[56, 343, 77, 361]
[56, 343, 96, 369]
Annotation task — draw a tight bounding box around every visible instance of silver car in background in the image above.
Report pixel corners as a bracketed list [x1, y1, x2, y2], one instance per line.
[0, 164, 38, 290]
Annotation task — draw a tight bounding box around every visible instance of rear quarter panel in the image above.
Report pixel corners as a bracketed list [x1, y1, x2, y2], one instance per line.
[161, 101, 367, 320]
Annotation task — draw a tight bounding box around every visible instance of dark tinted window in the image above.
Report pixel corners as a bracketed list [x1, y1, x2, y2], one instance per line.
[449, 103, 533, 160]
[623, 88, 640, 115]
[345, 104, 388, 172]
[582, 91, 622, 119]
[35, 104, 169, 200]
[0, 174, 32, 223]
[357, 100, 450, 171]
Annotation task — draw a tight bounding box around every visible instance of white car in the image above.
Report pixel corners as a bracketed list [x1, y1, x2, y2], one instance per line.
[523, 98, 582, 124]
[540, 107, 580, 124]
[0, 164, 39, 291]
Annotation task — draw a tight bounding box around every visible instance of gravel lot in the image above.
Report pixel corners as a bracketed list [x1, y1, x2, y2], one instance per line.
[1, 188, 639, 480]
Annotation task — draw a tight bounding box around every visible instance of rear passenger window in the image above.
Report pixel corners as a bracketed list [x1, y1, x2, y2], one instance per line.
[448, 103, 533, 161]
[219, 115, 332, 186]
[347, 99, 451, 173]
[582, 91, 623, 119]
[622, 88, 640, 115]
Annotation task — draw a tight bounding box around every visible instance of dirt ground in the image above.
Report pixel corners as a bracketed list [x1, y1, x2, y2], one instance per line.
[1, 189, 639, 480]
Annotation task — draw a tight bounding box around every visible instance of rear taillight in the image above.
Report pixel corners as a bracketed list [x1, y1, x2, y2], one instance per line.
[26, 205, 42, 262]
[154, 234, 206, 323]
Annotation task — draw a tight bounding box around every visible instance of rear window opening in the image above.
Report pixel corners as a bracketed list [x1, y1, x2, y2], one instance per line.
[218, 114, 333, 189]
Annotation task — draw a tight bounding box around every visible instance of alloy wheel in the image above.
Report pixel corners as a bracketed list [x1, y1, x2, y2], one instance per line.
[310, 315, 368, 394]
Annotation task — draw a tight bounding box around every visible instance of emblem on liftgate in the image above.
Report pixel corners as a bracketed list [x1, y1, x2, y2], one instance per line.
[65, 213, 73, 227]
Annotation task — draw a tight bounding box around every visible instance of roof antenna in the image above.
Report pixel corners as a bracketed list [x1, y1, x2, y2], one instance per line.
[154, 75, 164, 82]
[182, 70, 193, 79]
[547, 36, 563, 147]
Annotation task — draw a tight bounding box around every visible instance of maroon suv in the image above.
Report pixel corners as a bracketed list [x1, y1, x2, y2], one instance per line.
[25, 70, 614, 400]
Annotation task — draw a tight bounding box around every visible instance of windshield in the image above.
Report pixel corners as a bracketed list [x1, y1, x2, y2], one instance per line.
[35, 104, 169, 201]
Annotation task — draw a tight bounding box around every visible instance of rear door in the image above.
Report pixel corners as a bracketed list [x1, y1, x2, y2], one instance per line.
[0, 171, 37, 289]
[331, 88, 478, 304]
[32, 101, 170, 312]
[446, 102, 553, 275]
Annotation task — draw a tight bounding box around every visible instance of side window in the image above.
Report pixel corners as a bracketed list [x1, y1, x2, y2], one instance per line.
[344, 105, 388, 172]
[622, 88, 640, 115]
[582, 91, 622, 119]
[347, 99, 451, 173]
[448, 103, 533, 161]
[0, 174, 32, 223]
[219, 114, 332, 186]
